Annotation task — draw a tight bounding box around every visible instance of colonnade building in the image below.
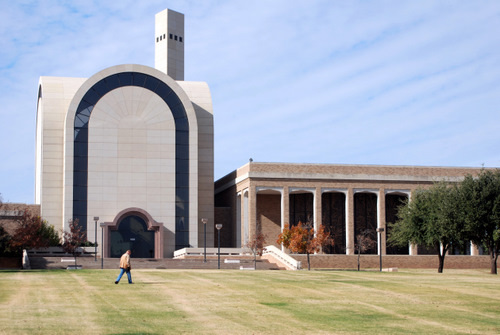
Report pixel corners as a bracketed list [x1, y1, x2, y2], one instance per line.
[215, 162, 483, 256]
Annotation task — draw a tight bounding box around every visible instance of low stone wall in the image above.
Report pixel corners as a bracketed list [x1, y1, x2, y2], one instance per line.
[292, 254, 491, 270]
[27, 246, 95, 256]
[0, 257, 21, 269]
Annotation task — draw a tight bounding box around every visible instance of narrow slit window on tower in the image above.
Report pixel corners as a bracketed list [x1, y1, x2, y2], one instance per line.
[163, 34, 166, 39]
[179, 36, 183, 42]
[174, 35, 178, 41]
[156, 37, 159, 42]
[170, 33, 173, 39]
[160, 35, 162, 41]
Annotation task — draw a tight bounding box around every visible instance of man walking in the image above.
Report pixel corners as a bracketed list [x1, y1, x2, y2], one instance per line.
[115, 250, 133, 284]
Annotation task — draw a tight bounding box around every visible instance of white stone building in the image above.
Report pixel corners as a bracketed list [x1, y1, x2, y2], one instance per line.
[35, 9, 214, 258]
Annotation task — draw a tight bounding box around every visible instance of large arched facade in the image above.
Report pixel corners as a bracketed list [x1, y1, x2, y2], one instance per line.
[63, 64, 200, 257]
[64, 65, 202, 258]
[64, 65, 196, 252]
[36, 65, 214, 258]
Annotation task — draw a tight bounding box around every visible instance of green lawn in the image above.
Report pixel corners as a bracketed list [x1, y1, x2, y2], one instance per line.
[0, 269, 499, 334]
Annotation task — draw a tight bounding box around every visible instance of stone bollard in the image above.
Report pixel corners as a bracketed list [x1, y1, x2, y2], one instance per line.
[22, 249, 31, 270]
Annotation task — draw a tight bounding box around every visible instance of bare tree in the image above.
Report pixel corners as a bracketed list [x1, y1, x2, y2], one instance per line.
[356, 229, 376, 271]
[246, 228, 266, 270]
[61, 219, 87, 267]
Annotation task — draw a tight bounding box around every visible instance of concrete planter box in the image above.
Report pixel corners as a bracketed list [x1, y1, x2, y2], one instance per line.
[28, 246, 95, 256]
[67, 265, 83, 270]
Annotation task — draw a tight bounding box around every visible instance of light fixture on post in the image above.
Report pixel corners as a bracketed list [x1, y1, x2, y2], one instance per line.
[376, 227, 385, 272]
[93, 217, 99, 262]
[100, 222, 105, 269]
[215, 223, 223, 269]
[201, 218, 208, 263]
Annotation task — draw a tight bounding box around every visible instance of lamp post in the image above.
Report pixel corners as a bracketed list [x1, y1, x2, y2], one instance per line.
[93, 216, 99, 262]
[376, 227, 385, 272]
[215, 223, 223, 269]
[201, 218, 208, 263]
[100, 223, 105, 269]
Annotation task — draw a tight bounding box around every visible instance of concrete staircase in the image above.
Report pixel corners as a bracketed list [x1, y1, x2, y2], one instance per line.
[29, 255, 285, 270]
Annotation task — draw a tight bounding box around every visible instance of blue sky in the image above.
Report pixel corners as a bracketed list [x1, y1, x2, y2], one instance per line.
[1, 0, 499, 203]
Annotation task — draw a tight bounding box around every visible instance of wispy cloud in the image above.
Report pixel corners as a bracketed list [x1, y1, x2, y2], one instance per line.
[1, 0, 499, 202]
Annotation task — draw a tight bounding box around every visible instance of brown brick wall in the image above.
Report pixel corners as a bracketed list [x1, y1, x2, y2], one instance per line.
[218, 163, 488, 196]
[0, 204, 41, 235]
[256, 194, 281, 247]
[247, 162, 485, 179]
[292, 254, 491, 270]
[214, 207, 232, 247]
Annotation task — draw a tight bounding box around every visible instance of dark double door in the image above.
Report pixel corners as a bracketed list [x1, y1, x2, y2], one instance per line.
[110, 215, 155, 258]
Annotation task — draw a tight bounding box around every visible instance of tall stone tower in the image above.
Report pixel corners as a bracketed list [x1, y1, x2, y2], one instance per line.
[155, 9, 184, 80]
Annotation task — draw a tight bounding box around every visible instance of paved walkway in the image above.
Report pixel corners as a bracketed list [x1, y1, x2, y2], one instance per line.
[29, 255, 284, 270]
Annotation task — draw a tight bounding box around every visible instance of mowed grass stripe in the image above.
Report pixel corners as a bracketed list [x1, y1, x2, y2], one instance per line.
[88, 270, 192, 334]
[134, 270, 297, 334]
[326, 270, 500, 332]
[0, 269, 499, 334]
[334, 270, 500, 333]
[1, 270, 101, 334]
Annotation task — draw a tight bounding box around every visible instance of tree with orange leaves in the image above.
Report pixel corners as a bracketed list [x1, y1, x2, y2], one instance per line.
[277, 222, 334, 270]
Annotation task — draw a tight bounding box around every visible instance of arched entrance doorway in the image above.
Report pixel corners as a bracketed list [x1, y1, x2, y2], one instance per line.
[103, 208, 164, 258]
[110, 215, 155, 258]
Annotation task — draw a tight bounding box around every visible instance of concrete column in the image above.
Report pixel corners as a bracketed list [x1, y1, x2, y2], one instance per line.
[409, 243, 418, 255]
[243, 189, 249, 246]
[313, 187, 322, 254]
[346, 188, 355, 255]
[236, 192, 242, 248]
[103, 226, 108, 258]
[282, 186, 290, 228]
[378, 188, 386, 255]
[248, 184, 257, 243]
[281, 186, 289, 252]
[314, 187, 322, 232]
[408, 190, 417, 256]
[470, 242, 479, 256]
